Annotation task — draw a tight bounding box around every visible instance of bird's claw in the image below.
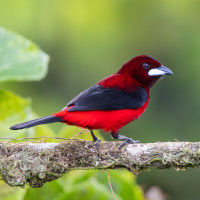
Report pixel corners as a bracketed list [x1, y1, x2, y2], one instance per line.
[119, 139, 140, 150]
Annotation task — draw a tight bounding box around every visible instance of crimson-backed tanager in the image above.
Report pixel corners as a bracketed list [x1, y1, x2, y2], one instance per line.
[10, 55, 173, 148]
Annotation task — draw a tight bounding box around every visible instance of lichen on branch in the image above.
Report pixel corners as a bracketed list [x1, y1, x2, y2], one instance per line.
[0, 140, 200, 188]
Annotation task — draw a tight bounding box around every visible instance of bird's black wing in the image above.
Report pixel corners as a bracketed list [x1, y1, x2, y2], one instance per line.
[64, 84, 148, 112]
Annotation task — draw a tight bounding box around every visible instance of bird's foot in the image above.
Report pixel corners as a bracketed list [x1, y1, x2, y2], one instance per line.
[119, 138, 140, 150]
[111, 132, 140, 150]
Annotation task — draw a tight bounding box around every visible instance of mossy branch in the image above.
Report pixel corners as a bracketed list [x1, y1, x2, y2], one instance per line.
[0, 140, 200, 188]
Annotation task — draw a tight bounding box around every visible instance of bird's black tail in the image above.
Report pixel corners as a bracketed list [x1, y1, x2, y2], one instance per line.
[10, 115, 62, 130]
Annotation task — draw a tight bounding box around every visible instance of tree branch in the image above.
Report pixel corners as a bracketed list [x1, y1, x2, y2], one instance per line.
[0, 140, 199, 188]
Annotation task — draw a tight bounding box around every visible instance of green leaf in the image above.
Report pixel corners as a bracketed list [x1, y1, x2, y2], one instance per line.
[23, 181, 63, 200]
[0, 89, 56, 139]
[0, 90, 32, 137]
[0, 27, 49, 82]
[0, 181, 27, 200]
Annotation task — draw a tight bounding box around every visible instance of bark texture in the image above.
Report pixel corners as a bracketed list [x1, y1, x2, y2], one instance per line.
[0, 140, 199, 188]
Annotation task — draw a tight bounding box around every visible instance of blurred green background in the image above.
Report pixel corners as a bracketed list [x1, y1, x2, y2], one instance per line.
[0, 0, 200, 199]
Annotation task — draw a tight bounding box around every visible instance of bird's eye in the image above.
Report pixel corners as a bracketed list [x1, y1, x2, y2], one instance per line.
[143, 63, 150, 69]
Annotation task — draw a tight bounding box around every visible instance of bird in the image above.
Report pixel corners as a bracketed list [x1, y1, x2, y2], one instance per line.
[10, 55, 173, 148]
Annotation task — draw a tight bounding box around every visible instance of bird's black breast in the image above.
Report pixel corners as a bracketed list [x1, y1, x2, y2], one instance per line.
[64, 84, 148, 112]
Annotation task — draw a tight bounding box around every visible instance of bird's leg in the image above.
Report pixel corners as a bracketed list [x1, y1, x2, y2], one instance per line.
[90, 130, 101, 148]
[111, 131, 140, 149]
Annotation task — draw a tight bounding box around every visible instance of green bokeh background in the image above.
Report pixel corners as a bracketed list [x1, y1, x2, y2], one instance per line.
[1, 0, 200, 199]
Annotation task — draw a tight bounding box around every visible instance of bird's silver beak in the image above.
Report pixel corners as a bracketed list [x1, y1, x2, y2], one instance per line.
[148, 65, 173, 76]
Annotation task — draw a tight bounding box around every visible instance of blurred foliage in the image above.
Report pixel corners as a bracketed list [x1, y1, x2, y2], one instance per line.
[0, 27, 49, 82]
[0, 28, 144, 200]
[0, 0, 200, 199]
[0, 170, 144, 200]
[0, 90, 31, 137]
[24, 170, 144, 200]
[58, 126, 104, 141]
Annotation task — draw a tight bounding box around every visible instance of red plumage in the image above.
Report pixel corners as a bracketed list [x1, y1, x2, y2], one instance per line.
[54, 99, 149, 133]
[53, 74, 150, 133]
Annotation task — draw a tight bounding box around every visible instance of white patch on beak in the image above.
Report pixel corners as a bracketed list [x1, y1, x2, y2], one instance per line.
[148, 69, 167, 76]
[148, 65, 173, 76]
